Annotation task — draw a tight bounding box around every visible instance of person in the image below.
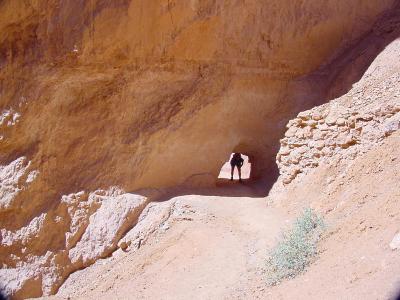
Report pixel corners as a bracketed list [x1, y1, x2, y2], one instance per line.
[230, 153, 244, 182]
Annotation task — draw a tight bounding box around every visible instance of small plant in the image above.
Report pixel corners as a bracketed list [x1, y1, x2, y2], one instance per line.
[265, 208, 325, 286]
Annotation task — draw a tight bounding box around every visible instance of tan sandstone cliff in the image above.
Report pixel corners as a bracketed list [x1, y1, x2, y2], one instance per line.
[23, 36, 400, 300]
[1, 0, 399, 298]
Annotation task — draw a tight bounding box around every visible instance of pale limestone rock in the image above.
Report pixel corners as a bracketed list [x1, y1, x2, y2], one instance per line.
[313, 130, 327, 140]
[118, 200, 175, 252]
[325, 115, 337, 125]
[306, 120, 318, 128]
[0, 251, 59, 298]
[279, 147, 291, 156]
[285, 126, 298, 137]
[297, 146, 308, 155]
[384, 114, 400, 136]
[1, 213, 47, 247]
[0, 188, 148, 297]
[357, 113, 374, 121]
[287, 118, 302, 128]
[309, 140, 325, 150]
[69, 192, 147, 265]
[0, 109, 20, 128]
[318, 123, 330, 131]
[389, 233, 400, 250]
[311, 112, 323, 121]
[336, 118, 346, 126]
[298, 111, 311, 120]
[0, 157, 35, 209]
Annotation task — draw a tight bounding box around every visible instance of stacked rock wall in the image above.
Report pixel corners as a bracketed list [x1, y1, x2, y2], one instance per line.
[277, 40, 400, 185]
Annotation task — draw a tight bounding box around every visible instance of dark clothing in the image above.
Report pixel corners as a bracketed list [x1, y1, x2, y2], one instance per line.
[230, 153, 244, 168]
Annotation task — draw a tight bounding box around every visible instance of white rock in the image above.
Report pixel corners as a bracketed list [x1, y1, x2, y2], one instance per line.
[325, 115, 337, 125]
[336, 118, 346, 126]
[384, 114, 400, 136]
[285, 126, 298, 137]
[297, 111, 311, 120]
[390, 233, 400, 250]
[311, 112, 323, 121]
[119, 200, 175, 251]
[68, 192, 148, 265]
[0, 157, 32, 209]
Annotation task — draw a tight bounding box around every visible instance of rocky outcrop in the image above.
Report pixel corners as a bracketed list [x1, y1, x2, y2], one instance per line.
[390, 232, 400, 250]
[117, 198, 198, 253]
[0, 188, 147, 298]
[118, 200, 175, 252]
[276, 39, 400, 185]
[0, 157, 38, 209]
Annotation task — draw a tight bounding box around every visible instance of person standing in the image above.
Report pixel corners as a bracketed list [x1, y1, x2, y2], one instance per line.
[230, 153, 244, 182]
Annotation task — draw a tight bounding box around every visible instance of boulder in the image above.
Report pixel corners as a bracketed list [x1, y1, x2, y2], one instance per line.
[390, 232, 400, 250]
[68, 192, 148, 265]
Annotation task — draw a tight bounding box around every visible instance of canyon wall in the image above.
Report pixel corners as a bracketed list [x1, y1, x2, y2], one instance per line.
[0, 0, 399, 298]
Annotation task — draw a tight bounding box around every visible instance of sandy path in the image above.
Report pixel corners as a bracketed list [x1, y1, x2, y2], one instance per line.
[49, 184, 288, 300]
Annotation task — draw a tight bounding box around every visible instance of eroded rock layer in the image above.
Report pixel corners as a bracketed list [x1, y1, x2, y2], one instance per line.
[277, 40, 400, 184]
[1, 0, 399, 298]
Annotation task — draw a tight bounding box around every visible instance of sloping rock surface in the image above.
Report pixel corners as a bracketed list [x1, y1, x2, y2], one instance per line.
[0, 188, 147, 298]
[276, 39, 400, 185]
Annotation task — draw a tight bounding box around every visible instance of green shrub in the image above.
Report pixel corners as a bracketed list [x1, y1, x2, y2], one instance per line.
[266, 208, 325, 286]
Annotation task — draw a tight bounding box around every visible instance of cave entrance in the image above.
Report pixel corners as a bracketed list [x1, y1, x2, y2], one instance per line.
[218, 153, 251, 181]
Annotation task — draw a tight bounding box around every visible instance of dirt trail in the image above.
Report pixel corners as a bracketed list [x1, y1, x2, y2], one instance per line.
[47, 183, 288, 300]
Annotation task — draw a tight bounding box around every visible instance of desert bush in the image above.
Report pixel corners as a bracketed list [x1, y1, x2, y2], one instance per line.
[266, 208, 325, 286]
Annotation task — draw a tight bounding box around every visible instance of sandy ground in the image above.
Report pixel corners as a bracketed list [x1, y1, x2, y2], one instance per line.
[47, 183, 288, 300]
[267, 132, 400, 300]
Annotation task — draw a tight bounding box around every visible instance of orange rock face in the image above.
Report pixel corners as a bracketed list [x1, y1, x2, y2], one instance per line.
[0, 0, 398, 297]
